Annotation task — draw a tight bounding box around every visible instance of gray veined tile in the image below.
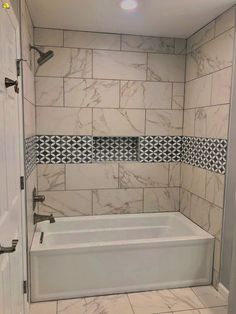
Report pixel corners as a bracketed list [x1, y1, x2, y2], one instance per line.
[146, 109, 183, 136]
[85, 294, 134, 314]
[38, 164, 65, 191]
[36, 107, 92, 135]
[144, 187, 180, 212]
[186, 28, 234, 81]
[66, 163, 119, 190]
[172, 307, 228, 314]
[39, 190, 92, 217]
[206, 172, 225, 208]
[93, 50, 147, 80]
[64, 78, 119, 108]
[187, 21, 215, 53]
[192, 286, 228, 308]
[36, 47, 92, 78]
[128, 287, 204, 314]
[172, 83, 185, 109]
[120, 81, 172, 109]
[58, 298, 87, 314]
[119, 163, 169, 188]
[215, 6, 235, 37]
[212, 67, 232, 106]
[93, 109, 145, 136]
[175, 38, 187, 55]
[36, 77, 63, 107]
[34, 28, 63, 47]
[64, 30, 121, 50]
[121, 34, 175, 53]
[147, 53, 185, 82]
[93, 189, 143, 215]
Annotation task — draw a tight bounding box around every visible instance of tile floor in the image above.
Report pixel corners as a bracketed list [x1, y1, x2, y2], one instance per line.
[30, 285, 228, 314]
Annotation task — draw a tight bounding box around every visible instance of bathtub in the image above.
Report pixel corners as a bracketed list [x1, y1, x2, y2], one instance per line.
[30, 212, 214, 302]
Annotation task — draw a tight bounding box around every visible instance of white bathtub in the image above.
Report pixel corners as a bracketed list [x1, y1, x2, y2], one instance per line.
[30, 212, 214, 302]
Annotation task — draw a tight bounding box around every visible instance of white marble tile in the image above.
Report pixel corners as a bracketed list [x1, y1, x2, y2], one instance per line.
[93, 50, 146, 80]
[187, 21, 215, 53]
[36, 107, 92, 135]
[183, 109, 195, 136]
[34, 28, 63, 46]
[185, 75, 212, 109]
[38, 164, 65, 191]
[119, 163, 169, 188]
[206, 172, 225, 208]
[24, 99, 35, 138]
[121, 35, 174, 53]
[190, 194, 223, 240]
[146, 109, 183, 136]
[64, 78, 119, 108]
[39, 190, 92, 216]
[169, 163, 181, 187]
[192, 286, 228, 308]
[66, 164, 118, 190]
[144, 187, 180, 212]
[129, 288, 204, 313]
[181, 164, 206, 199]
[36, 47, 92, 78]
[175, 38, 187, 55]
[30, 301, 57, 314]
[148, 53, 185, 82]
[180, 188, 191, 218]
[194, 104, 229, 139]
[58, 298, 86, 314]
[64, 31, 121, 50]
[212, 67, 232, 106]
[172, 307, 228, 314]
[172, 83, 185, 109]
[85, 295, 134, 314]
[93, 188, 143, 215]
[120, 81, 172, 109]
[36, 77, 63, 107]
[215, 6, 235, 36]
[186, 29, 234, 81]
[93, 109, 145, 136]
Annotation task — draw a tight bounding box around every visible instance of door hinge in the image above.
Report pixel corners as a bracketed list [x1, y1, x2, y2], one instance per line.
[16, 59, 26, 77]
[20, 176, 25, 190]
[23, 280, 27, 294]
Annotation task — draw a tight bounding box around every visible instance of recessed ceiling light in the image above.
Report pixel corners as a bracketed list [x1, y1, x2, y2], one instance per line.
[120, 0, 138, 10]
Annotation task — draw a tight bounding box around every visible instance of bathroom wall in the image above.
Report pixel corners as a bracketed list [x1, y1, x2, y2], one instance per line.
[34, 28, 186, 217]
[180, 6, 235, 287]
[21, 0, 36, 258]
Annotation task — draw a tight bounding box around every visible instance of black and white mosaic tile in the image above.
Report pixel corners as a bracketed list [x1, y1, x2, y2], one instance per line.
[25, 135, 228, 176]
[93, 137, 139, 162]
[25, 136, 37, 178]
[139, 136, 182, 162]
[182, 136, 227, 174]
[37, 135, 93, 164]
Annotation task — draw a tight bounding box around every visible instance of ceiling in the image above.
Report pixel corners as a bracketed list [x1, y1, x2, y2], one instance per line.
[27, 0, 236, 38]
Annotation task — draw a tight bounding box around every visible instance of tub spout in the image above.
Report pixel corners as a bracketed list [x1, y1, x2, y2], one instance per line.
[33, 213, 55, 225]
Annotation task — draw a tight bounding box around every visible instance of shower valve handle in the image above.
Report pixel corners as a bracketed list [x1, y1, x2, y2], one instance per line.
[5, 77, 19, 94]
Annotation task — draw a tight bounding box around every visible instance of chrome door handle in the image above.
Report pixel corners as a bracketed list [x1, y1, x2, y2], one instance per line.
[0, 239, 18, 255]
[5, 77, 19, 94]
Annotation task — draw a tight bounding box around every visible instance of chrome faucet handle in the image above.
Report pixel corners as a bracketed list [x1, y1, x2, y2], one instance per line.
[33, 188, 45, 211]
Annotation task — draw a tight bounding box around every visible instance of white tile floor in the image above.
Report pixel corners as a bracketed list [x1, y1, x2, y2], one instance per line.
[30, 286, 228, 314]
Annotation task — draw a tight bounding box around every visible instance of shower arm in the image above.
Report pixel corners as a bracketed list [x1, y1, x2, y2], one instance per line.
[30, 45, 44, 56]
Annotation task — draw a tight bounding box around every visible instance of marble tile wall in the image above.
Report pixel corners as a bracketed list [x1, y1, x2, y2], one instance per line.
[181, 6, 235, 288]
[34, 28, 186, 217]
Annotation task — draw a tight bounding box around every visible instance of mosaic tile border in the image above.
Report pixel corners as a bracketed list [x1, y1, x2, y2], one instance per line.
[93, 137, 138, 162]
[25, 136, 37, 178]
[25, 135, 228, 177]
[181, 136, 227, 174]
[139, 136, 182, 162]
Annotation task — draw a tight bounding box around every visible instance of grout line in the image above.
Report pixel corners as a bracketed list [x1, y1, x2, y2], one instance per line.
[127, 293, 136, 314]
[186, 65, 232, 84]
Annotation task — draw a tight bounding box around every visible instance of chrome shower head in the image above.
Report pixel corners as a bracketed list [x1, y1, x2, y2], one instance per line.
[30, 45, 54, 66]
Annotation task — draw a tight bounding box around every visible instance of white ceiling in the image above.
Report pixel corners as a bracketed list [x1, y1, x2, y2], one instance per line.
[27, 0, 236, 38]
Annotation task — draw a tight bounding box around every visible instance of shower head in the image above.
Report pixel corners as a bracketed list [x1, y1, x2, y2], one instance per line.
[30, 45, 54, 66]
